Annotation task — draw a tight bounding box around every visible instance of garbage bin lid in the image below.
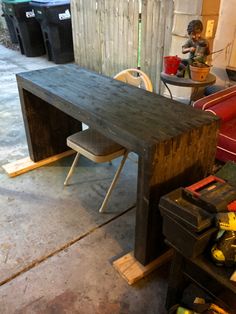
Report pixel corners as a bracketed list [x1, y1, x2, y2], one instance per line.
[30, 0, 70, 5]
[2, 0, 30, 3]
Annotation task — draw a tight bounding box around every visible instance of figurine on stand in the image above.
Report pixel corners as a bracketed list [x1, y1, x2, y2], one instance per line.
[177, 19, 210, 77]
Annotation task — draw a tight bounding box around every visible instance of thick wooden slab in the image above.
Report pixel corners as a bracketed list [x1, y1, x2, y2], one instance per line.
[2, 150, 75, 177]
[113, 249, 173, 285]
[16, 64, 219, 264]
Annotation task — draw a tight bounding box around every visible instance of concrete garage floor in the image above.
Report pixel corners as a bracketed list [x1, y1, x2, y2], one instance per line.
[0, 44, 169, 314]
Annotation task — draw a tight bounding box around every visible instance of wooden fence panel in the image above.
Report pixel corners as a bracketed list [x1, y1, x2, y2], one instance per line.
[71, 0, 139, 76]
[71, 0, 173, 87]
[99, 0, 140, 76]
[141, 0, 174, 92]
[71, 0, 102, 72]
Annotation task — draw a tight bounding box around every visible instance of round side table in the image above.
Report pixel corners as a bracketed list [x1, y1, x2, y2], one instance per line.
[161, 72, 216, 104]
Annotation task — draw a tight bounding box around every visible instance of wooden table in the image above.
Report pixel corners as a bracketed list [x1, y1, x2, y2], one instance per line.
[16, 64, 219, 265]
[161, 72, 216, 104]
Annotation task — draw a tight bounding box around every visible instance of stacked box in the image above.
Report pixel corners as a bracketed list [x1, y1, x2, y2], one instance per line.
[159, 188, 217, 258]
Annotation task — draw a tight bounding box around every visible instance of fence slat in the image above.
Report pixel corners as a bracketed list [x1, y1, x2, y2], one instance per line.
[71, 0, 173, 88]
[71, 0, 101, 72]
[101, 0, 139, 76]
[141, 0, 174, 93]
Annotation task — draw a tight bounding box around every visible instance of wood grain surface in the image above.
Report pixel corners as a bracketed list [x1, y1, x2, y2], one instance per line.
[16, 64, 220, 265]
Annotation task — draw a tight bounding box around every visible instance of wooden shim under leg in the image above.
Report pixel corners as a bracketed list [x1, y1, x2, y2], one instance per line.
[113, 249, 173, 285]
[2, 150, 75, 178]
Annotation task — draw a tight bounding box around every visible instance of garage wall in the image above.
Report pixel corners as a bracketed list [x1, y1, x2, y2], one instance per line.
[211, 0, 236, 86]
[166, 0, 221, 101]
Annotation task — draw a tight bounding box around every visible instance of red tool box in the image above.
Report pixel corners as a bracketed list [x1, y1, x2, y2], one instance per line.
[159, 175, 236, 258]
[184, 175, 236, 213]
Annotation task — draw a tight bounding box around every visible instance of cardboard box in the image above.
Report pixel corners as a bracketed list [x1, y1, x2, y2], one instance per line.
[202, 0, 221, 15]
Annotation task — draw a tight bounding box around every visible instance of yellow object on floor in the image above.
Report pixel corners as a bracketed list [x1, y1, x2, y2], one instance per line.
[176, 306, 195, 314]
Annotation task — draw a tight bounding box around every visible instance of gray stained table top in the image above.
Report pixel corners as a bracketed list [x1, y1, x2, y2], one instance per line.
[17, 64, 219, 153]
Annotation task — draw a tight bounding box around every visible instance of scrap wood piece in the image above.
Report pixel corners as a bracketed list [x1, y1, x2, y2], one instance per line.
[113, 249, 173, 285]
[2, 150, 75, 177]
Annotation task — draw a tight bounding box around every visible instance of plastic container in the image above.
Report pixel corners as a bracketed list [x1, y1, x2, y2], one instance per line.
[1, 1, 18, 43]
[1, 0, 45, 57]
[159, 187, 217, 258]
[163, 56, 181, 75]
[190, 64, 210, 81]
[161, 210, 217, 258]
[159, 188, 213, 233]
[30, 0, 74, 64]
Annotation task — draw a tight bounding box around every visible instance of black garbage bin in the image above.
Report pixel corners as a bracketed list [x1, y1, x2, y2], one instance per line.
[30, 0, 74, 64]
[1, 0, 45, 56]
[2, 0, 18, 43]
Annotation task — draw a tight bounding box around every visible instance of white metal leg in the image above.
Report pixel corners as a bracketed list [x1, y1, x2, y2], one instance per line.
[64, 152, 80, 186]
[99, 151, 128, 213]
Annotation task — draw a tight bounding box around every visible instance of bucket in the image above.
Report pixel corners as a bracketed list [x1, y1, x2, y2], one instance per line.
[190, 64, 210, 81]
[163, 56, 181, 75]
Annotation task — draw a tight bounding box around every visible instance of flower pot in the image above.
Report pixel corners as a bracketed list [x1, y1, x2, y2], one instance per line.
[190, 64, 210, 81]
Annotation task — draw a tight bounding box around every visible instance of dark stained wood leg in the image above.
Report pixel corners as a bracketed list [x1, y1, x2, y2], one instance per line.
[165, 252, 186, 310]
[134, 151, 166, 265]
[18, 88, 82, 162]
[134, 123, 218, 265]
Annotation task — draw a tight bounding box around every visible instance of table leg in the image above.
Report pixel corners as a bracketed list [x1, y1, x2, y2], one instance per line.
[189, 87, 199, 104]
[166, 252, 186, 310]
[162, 81, 173, 99]
[134, 122, 218, 265]
[19, 88, 82, 161]
[190, 87, 207, 104]
[134, 151, 166, 265]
